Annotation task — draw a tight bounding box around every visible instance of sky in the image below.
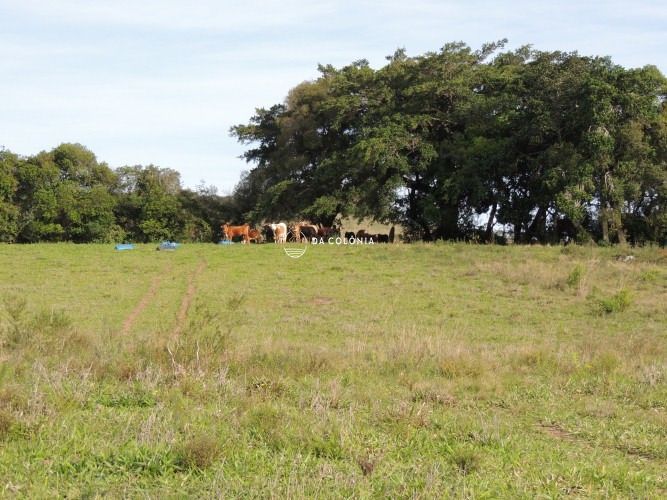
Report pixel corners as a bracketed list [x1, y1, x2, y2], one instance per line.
[1, 1, 666, 193]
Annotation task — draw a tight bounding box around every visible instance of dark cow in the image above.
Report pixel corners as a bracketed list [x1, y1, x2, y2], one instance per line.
[555, 217, 577, 245]
[294, 222, 318, 242]
[317, 225, 337, 238]
[356, 230, 374, 241]
[345, 231, 355, 241]
[262, 224, 275, 242]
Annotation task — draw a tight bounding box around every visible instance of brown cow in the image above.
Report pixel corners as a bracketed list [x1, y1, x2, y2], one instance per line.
[248, 228, 263, 243]
[222, 223, 250, 244]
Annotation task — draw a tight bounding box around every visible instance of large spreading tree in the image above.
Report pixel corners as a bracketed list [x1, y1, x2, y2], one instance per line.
[232, 41, 667, 244]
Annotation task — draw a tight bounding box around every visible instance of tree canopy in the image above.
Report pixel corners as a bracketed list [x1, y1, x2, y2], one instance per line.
[231, 41, 667, 244]
[2, 41, 665, 245]
[0, 144, 238, 243]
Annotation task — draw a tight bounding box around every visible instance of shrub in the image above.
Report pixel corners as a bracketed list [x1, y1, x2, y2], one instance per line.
[0, 410, 13, 439]
[31, 308, 72, 335]
[597, 289, 632, 314]
[175, 434, 222, 470]
[449, 447, 480, 475]
[566, 264, 584, 288]
[1, 294, 29, 347]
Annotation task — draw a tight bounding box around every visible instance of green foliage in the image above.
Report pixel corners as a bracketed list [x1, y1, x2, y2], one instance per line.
[95, 389, 157, 409]
[231, 42, 667, 244]
[596, 289, 633, 314]
[0, 146, 234, 244]
[0, 202, 19, 242]
[139, 219, 173, 242]
[31, 308, 72, 335]
[0, 244, 665, 496]
[0, 294, 29, 348]
[0, 150, 20, 242]
[0, 410, 14, 440]
[1, 42, 666, 247]
[567, 264, 585, 288]
[448, 446, 481, 475]
[175, 435, 222, 470]
[57, 446, 183, 478]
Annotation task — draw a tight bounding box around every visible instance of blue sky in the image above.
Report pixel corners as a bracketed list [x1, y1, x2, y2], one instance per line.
[1, 1, 665, 193]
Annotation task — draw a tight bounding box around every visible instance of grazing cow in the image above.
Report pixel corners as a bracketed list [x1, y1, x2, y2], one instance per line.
[556, 217, 577, 245]
[262, 224, 275, 242]
[295, 222, 318, 242]
[356, 229, 374, 241]
[377, 234, 389, 243]
[248, 228, 263, 243]
[317, 225, 336, 238]
[270, 223, 287, 244]
[222, 223, 250, 244]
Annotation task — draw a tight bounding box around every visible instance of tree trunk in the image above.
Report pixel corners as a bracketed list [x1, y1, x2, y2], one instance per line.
[612, 208, 627, 245]
[600, 206, 609, 243]
[617, 227, 627, 245]
[485, 202, 497, 243]
[438, 204, 459, 240]
[572, 218, 594, 243]
[514, 222, 522, 244]
[527, 205, 547, 242]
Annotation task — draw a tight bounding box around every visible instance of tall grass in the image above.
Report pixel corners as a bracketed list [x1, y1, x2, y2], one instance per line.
[0, 243, 665, 496]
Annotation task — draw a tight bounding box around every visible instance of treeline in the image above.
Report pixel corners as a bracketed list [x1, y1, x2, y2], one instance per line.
[231, 40, 667, 245]
[0, 143, 239, 243]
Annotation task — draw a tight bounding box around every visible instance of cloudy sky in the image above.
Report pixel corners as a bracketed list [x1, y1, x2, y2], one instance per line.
[1, 0, 665, 192]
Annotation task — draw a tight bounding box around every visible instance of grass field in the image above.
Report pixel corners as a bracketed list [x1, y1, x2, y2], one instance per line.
[0, 242, 666, 497]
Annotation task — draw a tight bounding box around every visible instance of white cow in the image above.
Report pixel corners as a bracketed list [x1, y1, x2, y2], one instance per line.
[270, 223, 287, 244]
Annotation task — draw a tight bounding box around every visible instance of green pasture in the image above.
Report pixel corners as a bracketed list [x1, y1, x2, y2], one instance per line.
[0, 243, 665, 497]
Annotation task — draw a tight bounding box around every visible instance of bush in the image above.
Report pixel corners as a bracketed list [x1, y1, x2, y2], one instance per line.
[566, 264, 584, 288]
[0, 410, 13, 439]
[175, 434, 222, 470]
[1, 294, 29, 347]
[449, 447, 480, 475]
[597, 289, 632, 314]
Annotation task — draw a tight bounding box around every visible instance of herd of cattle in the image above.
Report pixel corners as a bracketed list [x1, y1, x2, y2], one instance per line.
[221, 223, 394, 244]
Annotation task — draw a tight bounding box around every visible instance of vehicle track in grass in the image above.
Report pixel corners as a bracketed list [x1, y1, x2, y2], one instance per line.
[120, 264, 170, 335]
[172, 259, 207, 337]
[537, 421, 667, 464]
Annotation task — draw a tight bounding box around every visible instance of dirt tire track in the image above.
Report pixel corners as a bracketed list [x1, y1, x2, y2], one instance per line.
[172, 259, 207, 337]
[538, 422, 666, 464]
[538, 423, 577, 442]
[121, 266, 169, 335]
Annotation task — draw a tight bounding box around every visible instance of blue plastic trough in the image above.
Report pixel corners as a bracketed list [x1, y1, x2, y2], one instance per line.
[115, 243, 134, 251]
[218, 240, 234, 245]
[158, 241, 179, 251]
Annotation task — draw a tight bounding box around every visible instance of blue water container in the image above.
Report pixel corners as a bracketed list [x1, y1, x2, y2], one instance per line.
[158, 241, 179, 250]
